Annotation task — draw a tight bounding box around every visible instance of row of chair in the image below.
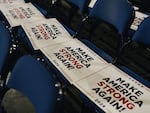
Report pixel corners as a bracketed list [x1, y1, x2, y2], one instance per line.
[56, 0, 150, 112]
[51, 0, 150, 85]
[0, 0, 150, 113]
[62, 0, 150, 85]
[0, 1, 63, 113]
[0, 55, 62, 113]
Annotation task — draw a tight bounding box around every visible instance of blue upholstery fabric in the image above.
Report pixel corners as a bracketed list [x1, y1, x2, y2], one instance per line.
[78, 0, 134, 63]
[32, 3, 48, 17]
[132, 16, 150, 46]
[0, 23, 11, 73]
[89, 0, 134, 36]
[62, 0, 91, 35]
[7, 55, 58, 113]
[67, 0, 89, 13]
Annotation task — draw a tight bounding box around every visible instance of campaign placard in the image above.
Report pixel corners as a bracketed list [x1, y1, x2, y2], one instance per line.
[75, 65, 150, 113]
[0, 0, 25, 10]
[88, 0, 97, 8]
[0, 3, 44, 27]
[131, 11, 149, 30]
[0, 0, 24, 4]
[41, 39, 108, 83]
[21, 18, 73, 50]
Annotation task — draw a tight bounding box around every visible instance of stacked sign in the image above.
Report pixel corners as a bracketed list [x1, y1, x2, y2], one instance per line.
[41, 39, 109, 83]
[0, 3, 44, 27]
[21, 18, 73, 50]
[75, 65, 150, 113]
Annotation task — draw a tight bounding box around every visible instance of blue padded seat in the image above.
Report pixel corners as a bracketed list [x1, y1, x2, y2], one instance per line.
[77, 0, 135, 63]
[0, 55, 59, 113]
[132, 16, 150, 46]
[88, 0, 134, 36]
[58, 0, 91, 30]
[67, 0, 91, 13]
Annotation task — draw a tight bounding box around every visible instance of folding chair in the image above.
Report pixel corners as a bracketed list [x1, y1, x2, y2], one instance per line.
[0, 55, 60, 113]
[74, 0, 135, 112]
[52, 0, 91, 34]
[66, 0, 91, 24]
[0, 22, 12, 86]
[114, 16, 150, 87]
[74, 0, 135, 63]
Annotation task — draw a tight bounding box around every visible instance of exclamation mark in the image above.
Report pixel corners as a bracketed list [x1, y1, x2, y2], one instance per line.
[119, 107, 126, 112]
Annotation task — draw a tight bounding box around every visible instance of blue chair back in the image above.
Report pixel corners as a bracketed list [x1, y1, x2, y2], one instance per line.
[77, 0, 135, 62]
[7, 55, 58, 113]
[132, 16, 150, 46]
[0, 23, 11, 74]
[89, 0, 135, 36]
[67, 0, 91, 13]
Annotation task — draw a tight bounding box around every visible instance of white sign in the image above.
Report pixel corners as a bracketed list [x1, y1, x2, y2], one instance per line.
[21, 18, 73, 50]
[75, 65, 150, 113]
[88, 0, 97, 8]
[0, 0, 25, 4]
[41, 39, 108, 83]
[131, 11, 149, 30]
[0, 0, 25, 10]
[0, 3, 44, 27]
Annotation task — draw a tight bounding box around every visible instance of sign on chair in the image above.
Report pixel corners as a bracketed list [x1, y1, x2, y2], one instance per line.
[21, 18, 73, 50]
[75, 65, 150, 113]
[131, 11, 149, 31]
[41, 39, 109, 84]
[0, 0, 25, 4]
[0, 3, 44, 27]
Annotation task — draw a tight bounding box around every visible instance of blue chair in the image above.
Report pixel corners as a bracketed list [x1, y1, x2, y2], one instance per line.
[0, 22, 12, 85]
[66, 0, 91, 23]
[0, 55, 59, 113]
[75, 0, 135, 63]
[67, 0, 90, 13]
[0, 1, 49, 54]
[56, 0, 91, 31]
[11, 0, 90, 53]
[115, 16, 150, 88]
[76, 0, 135, 111]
